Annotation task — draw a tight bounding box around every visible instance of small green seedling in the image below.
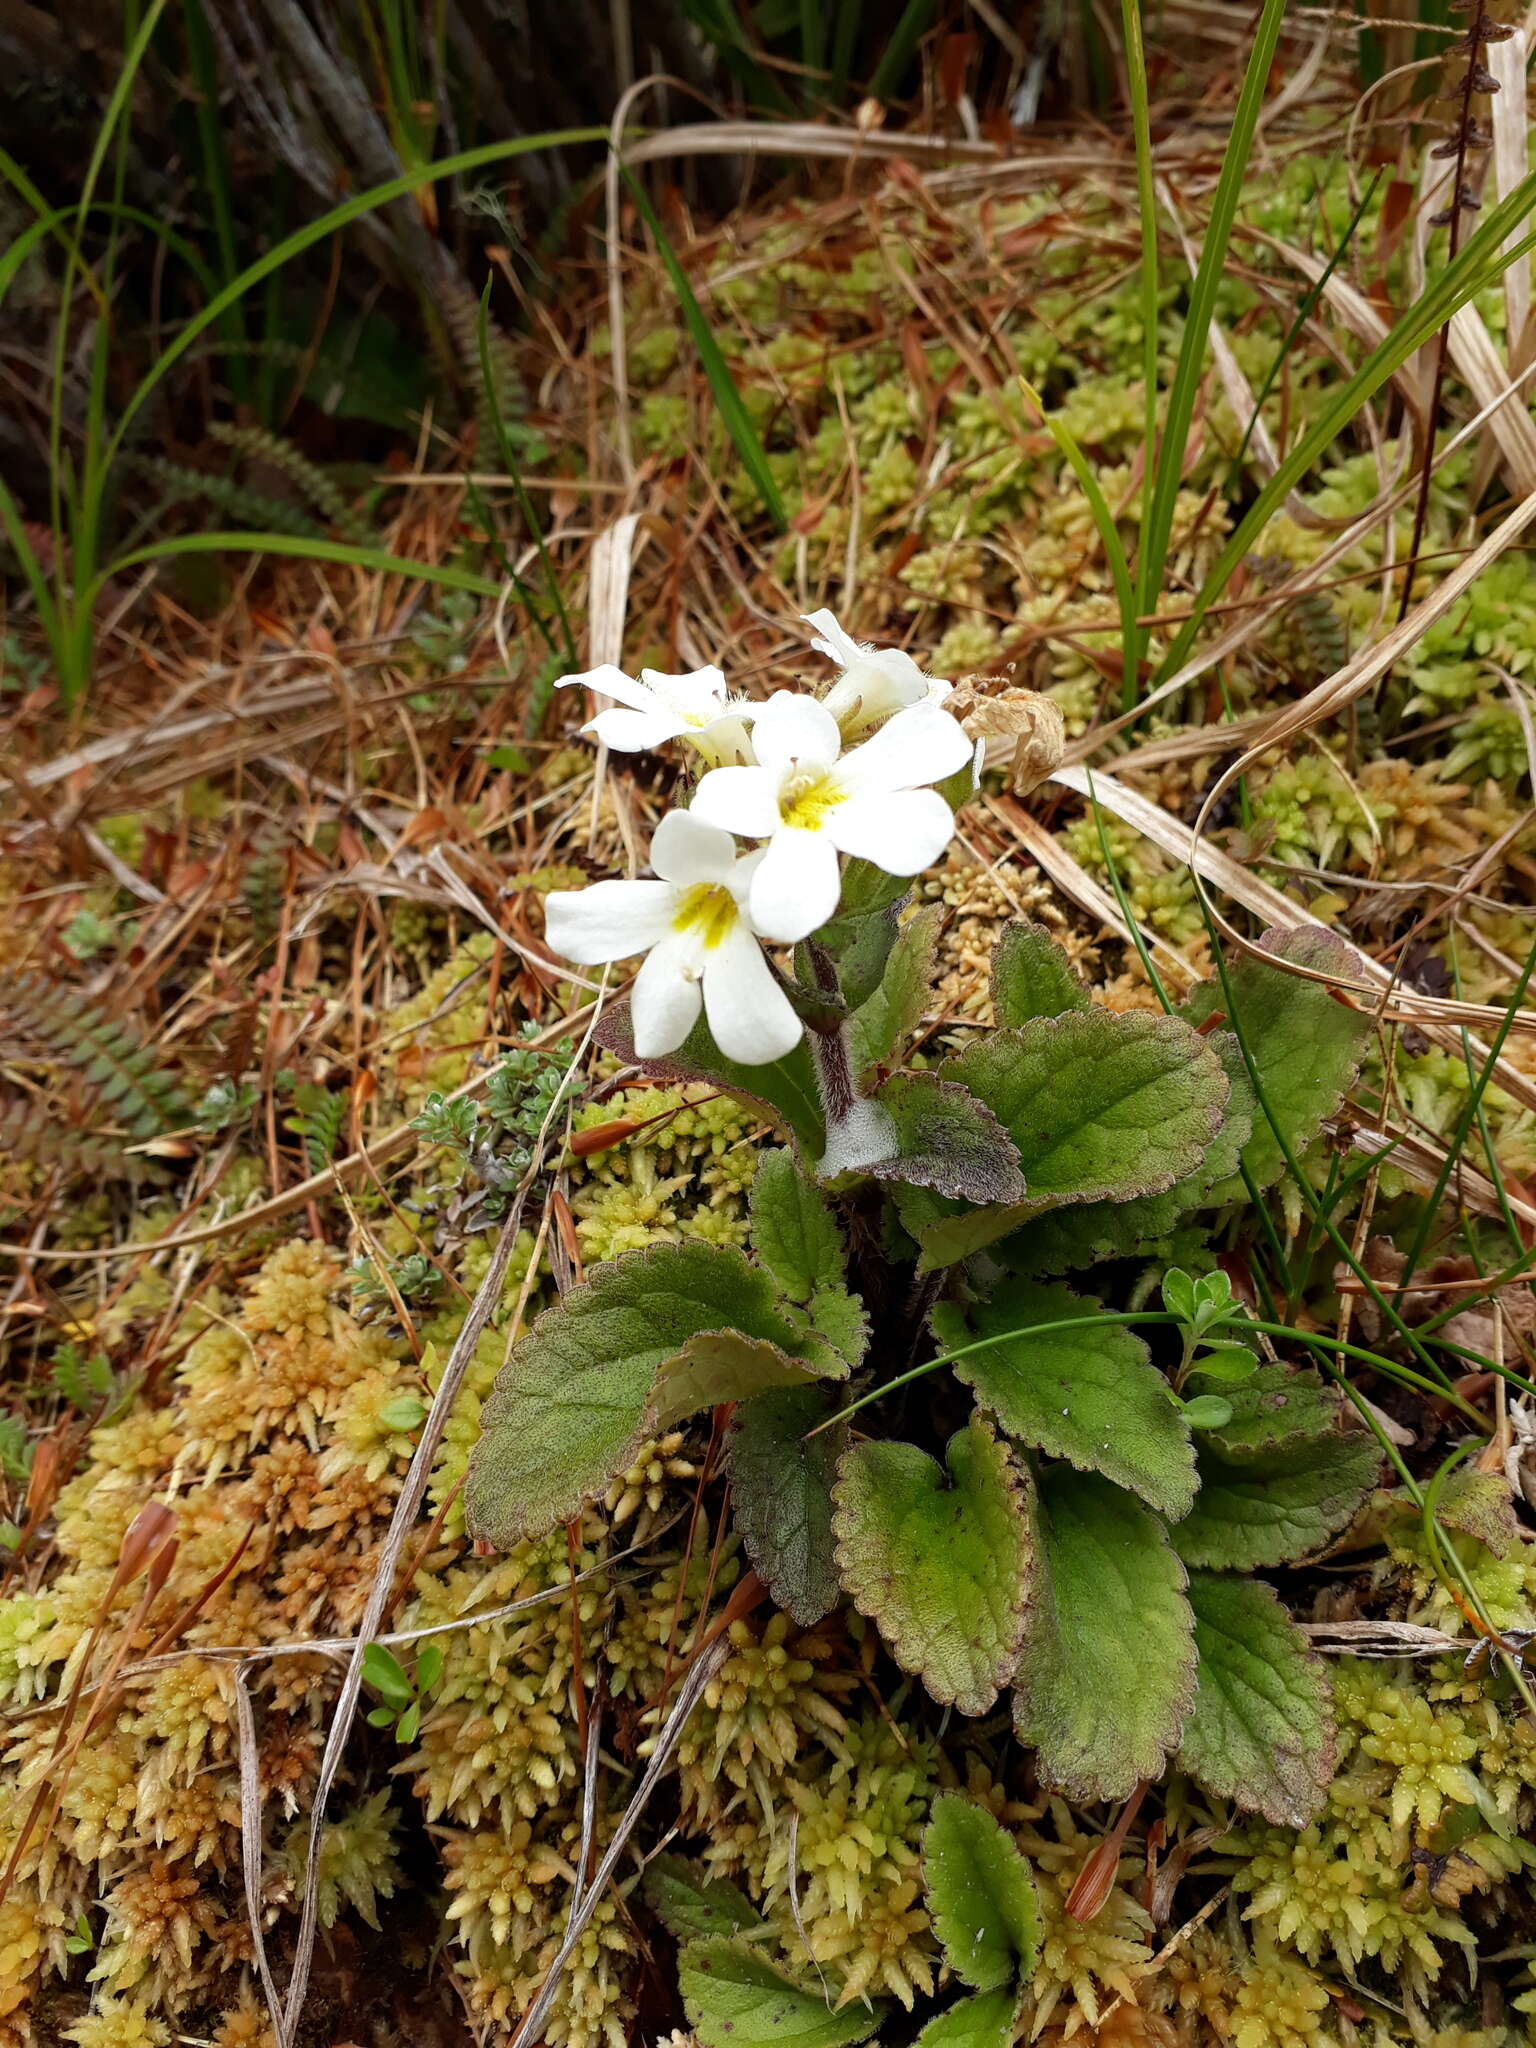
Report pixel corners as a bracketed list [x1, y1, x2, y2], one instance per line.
[361, 1639, 444, 1746]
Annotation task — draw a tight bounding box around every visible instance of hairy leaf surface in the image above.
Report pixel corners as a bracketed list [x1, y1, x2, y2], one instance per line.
[933, 1278, 1195, 1517]
[467, 1242, 834, 1546]
[1177, 1571, 1336, 1826]
[1181, 927, 1370, 1195]
[873, 1071, 1026, 1205]
[913, 1991, 1022, 2048]
[1171, 1430, 1379, 1570]
[750, 1149, 844, 1303]
[644, 1856, 763, 1941]
[850, 904, 942, 1080]
[834, 1415, 1031, 1716]
[729, 1385, 845, 1626]
[923, 1792, 1040, 1990]
[1013, 1467, 1195, 1802]
[679, 1939, 884, 2048]
[991, 920, 1091, 1026]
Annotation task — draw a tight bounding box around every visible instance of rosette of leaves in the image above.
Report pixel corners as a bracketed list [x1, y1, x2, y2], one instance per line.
[467, 909, 1378, 1851]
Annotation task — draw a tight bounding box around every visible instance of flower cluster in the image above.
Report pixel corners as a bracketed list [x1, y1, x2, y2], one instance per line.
[543, 612, 973, 1064]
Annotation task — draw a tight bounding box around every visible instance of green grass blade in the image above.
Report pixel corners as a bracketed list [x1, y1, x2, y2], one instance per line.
[105, 126, 611, 474]
[1137, 0, 1288, 667]
[1158, 183, 1536, 681]
[1118, 0, 1159, 706]
[101, 531, 505, 598]
[1023, 379, 1137, 683]
[620, 165, 787, 531]
[869, 0, 937, 100]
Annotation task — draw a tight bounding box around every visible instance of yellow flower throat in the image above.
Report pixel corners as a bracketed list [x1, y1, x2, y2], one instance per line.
[671, 883, 738, 950]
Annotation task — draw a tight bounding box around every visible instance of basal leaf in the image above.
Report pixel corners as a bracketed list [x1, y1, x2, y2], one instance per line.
[872, 1071, 1026, 1206]
[833, 1414, 1031, 1717]
[595, 998, 825, 1159]
[1170, 1430, 1380, 1570]
[1001, 1031, 1256, 1276]
[679, 1938, 884, 2048]
[850, 904, 942, 1081]
[643, 1855, 764, 1941]
[913, 1990, 1022, 2048]
[1013, 1467, 1196, 1802]
[933, 1278, 1196, 1518]
[653, 1326, 847, 1430]
[1181, 927, 1370, 1196]
[728, 1385, 845, 1627]
[1177, 1571, 1336, 1827]
[923, 1792, 1040, 1991]
[991, 920, 1091, 1026]
[913, 1012, 1228, 1266]
[803, 1284, 869, 1370]
[466, 1242, 824, 1547]
[750, 1149, 845, 1303]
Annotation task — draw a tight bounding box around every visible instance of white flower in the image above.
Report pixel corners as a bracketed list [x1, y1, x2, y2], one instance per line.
[542, 810, 801, 1065]
[803, 608, 953, 740]
[689, 691, 973, 944]
[557, 663, 756, 766]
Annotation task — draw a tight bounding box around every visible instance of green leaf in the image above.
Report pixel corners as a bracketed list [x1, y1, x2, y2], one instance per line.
[679, 1939, 884, 2048]
[595, 1000, 824, 1160]
[416, 1644, 443, 1691]
[849, 905, 942, 1081]
[873, 1071, 1026, 1205]
[1013, 1467, 1196, 1802]
[466, 1242, 831, 1546]
[913, 1990, 1022, 2048]
[397, 1700, 421, 1745]
[652, 1326, 846, 1430]
[751, 1149, 844, 1303]
[923, 1792, 1039, 1991]
[1177, 1571, 1336, 1827]
[1178, 1395, 1234, 1430]
[913, 1011, 1228, 1266]
[998, 1031, 1255, 1276]
[1181, 928, 1370, 1196]
[932, 1278, 1196, 1518]
[1190, 1344, 1260, 1384]
[729, 1386, 846, 1627]
[1171, 1430, 1379, 1571]
[361, 1641, 412, 1707]
[802, 1286, 869, 1370]
[644, 1855, 764, 1942]
[833, 1414, 1032, 1717]
[992, 921, 1091, 1026]
[1184, 1361, 1340, 1454]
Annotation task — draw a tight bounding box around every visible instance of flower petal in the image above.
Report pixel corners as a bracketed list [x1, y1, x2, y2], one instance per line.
[650, 809, 737, 886]
[559, 665, 666, 717]
[585, 705, 685, 751]
[748, 691, 843, 776]
[748, 828, 841, 943]
[691, 765, 785, 839]
[703, 923, 803, 1064]
[835, 702, 972, 795]
[631, 936, 704, 1057]
[641, 665, 727, 719]
[802, 608, 865, 670]
[543, 880, 675, 964]
[827, 787, 957, 875]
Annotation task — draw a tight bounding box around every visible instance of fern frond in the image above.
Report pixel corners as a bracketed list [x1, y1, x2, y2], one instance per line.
[50, 1344, 116, 1414]
[0, 1097, 130, 1178]
[206, 423, 371, 542]
[288, 1082, 348, 1173]
[135, 454, 325, 539]
[439, 276, 530, 461]
[1, 974, 193, 1140]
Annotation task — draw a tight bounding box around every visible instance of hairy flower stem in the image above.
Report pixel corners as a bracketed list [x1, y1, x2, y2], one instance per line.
[805, 941, 897, 1176]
